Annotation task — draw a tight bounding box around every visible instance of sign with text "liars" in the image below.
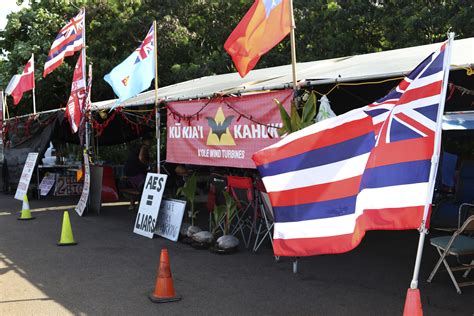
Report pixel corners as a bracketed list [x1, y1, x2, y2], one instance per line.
[133, 173, 168, 239]
[15, 152, 39, 200]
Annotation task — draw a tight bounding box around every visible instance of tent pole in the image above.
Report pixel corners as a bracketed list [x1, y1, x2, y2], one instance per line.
[409, 32, 454, 290]
[153, 20, 160, 174]
[289, 0, 298, 91]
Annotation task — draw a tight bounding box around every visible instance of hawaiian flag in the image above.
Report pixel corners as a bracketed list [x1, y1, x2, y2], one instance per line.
[225, 0, 291, 78]
[43, 9, 85, 77]
[5, 54, 35, 105]
[252, 41, 450, 257]
[65, 52, 85, 133]
[135, 24, 154, 64]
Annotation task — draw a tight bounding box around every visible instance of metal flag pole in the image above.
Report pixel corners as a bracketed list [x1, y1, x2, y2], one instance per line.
[289, 0, 298, 91]
[409, 32, 455, 290]
[32, 53, 37, 114]
[153, 20, 160, 174]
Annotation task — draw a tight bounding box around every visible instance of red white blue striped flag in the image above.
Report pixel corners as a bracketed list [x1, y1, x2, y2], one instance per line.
[252, 41, 449, 257]
[43, 9, 84, 77]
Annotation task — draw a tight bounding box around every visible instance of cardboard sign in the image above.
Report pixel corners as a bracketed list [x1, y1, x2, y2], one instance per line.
[55, 176, 84, 196]
[75, 152, 90, 216]
[15, 152, 38, 200]
[39, 173, 56, 196]
[155, 198, 186, 242]
[133, 173, 168, 238]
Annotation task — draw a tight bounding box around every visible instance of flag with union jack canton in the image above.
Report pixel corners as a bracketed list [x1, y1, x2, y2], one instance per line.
[252, 41, 451, 257]
[135, 24, 154, 64]
[104, 23, 155, 108]
[43, 9, 85, 77]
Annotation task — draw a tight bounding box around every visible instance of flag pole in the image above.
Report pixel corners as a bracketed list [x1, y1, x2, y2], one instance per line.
[289, 0, 298, 91]
[32, 53, 37, 115]
[153, 20, 160, 174]
[4, 93, 9, 120]
[409, 32, 454, 291]
[1, 91, 4, 122]
[81, 8, 89, 152]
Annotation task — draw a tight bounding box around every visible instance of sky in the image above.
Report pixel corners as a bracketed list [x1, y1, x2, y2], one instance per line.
[0, 0, 29, 30]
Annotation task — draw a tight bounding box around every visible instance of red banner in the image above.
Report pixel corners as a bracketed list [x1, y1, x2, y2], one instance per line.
[166, 89, 292, 169]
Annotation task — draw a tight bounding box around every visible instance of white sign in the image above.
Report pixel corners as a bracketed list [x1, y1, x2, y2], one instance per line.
[133, 173, 168, 239]
[75, 152, 90, 216]
[155, 199, 186, 241]
[39, 173, 56, 196]
[15, 152, 38, 200]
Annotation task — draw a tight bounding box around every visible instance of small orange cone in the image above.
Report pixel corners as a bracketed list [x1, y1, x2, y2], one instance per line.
[403, 288, 423, 316]
[149, 249, 181, 303]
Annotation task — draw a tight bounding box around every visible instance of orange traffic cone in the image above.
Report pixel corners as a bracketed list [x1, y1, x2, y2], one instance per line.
[149, 249, 181, 303]
[403, 288, 423, 316]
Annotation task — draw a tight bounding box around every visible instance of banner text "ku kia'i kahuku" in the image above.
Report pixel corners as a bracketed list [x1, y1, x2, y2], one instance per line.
[166, 90, 292, 169]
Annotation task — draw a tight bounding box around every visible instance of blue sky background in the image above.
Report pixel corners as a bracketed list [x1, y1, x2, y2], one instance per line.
[0, 0, 28, 30]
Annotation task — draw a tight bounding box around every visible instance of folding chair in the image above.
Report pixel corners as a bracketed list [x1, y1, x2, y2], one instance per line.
[427, 215, 474, 294]
[226, 175, 255, 248]
[253, 179, 279, 260]
[207, 173, 227, 232]
[253, 179, 272, 252]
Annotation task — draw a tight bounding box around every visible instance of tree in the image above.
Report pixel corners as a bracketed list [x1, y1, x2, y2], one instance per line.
[0, 0, 472, 115]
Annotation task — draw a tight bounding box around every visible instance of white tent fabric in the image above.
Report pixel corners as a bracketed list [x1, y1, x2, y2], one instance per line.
[91, 37, 474, 111]
[443, 111, 474, 130]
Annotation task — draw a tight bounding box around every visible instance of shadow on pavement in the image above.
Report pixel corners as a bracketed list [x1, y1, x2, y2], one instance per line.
[0, 193, 472, 315]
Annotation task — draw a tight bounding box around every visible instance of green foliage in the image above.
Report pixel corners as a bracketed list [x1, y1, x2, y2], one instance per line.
[277, 91, 317, 136]
[0, 0, 472, 117]
[176, 172, 197, 226]
[211, 191, 237, 236]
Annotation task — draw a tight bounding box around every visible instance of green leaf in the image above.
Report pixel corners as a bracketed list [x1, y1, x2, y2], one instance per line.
[275, 98, 292, 134]
[302, 92, 317, 123]
[290, 102, 301, 131]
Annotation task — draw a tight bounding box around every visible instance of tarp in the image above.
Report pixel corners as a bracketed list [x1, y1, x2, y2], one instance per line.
[3, 112, 61, 188]
[442, 111, 474, 130]
[91, 37, 474, 111]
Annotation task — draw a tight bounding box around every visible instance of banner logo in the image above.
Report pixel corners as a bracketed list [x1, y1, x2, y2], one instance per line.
[206, 107, 236, 146]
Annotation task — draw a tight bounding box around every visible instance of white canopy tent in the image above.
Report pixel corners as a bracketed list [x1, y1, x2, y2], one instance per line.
[91, 37, 474, 111]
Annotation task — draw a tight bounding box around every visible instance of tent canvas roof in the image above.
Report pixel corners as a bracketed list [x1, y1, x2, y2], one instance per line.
[91, 37, 474, 111]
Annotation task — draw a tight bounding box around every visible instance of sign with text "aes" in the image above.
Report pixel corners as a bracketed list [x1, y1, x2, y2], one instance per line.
[133, 173, 168, 239]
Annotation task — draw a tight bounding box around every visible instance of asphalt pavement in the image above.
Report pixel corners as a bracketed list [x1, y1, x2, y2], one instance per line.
[0, 193, 472, 315]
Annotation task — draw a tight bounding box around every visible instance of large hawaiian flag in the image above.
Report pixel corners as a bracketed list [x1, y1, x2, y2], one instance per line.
[252, 41, 450, 257]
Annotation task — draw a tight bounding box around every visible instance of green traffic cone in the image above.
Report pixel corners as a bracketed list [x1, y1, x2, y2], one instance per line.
[58, 211, 77, 246]
[18, 195, 35, 221]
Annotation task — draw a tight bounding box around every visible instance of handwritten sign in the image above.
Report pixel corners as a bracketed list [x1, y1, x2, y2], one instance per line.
[15, 153, 38, 200]
[75, 152, 90, 216]
[39, 173, 56, 196]
[133, 173, 168, 239]
[155, 199, 186, 242]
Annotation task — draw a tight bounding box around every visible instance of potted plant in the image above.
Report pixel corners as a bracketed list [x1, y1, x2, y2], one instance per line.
[211, 191, 239, 253]
[274, 90, 317, 136]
